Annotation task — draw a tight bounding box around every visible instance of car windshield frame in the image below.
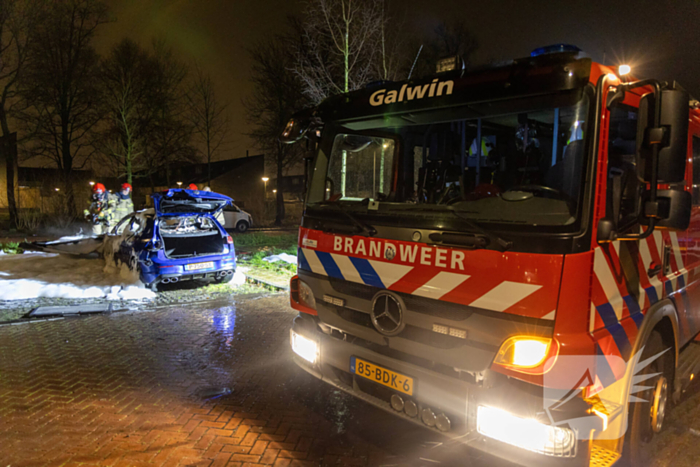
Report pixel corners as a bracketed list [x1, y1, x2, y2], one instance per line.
[306, 88, 596, 235]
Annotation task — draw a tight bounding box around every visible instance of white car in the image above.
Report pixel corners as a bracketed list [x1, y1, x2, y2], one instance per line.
[222, 204, 253, 232]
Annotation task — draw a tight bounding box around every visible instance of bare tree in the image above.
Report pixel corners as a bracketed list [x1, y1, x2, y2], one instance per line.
[19, 0, 110, 213]
[139, 40, 195, 190]
[246, 37, 307, 225]
[100, 38, 154, 185]
[294, 0, 385, 104]
[411, 20, 479, 79]
[0, 0, 41, 227]
[187, 66, 229, 185]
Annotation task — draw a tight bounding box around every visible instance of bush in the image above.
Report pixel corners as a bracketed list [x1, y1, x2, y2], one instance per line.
[16, 209, 42, 233]
[0, 242, 23, 254]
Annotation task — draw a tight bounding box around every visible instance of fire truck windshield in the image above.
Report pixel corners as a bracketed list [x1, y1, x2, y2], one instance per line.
[307, 93, 590, 230]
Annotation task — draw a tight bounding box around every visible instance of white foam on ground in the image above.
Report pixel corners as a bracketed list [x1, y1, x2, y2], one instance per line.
[0, 253, 155, 301]
[231, 267, 248, 286]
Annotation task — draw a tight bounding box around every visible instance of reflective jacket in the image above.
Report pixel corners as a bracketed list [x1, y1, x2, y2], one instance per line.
[113, 193, 134, 222]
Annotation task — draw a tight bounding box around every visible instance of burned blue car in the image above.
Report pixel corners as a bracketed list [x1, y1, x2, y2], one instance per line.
[25, 189, 237, 291]
[108, 189, 237, 290]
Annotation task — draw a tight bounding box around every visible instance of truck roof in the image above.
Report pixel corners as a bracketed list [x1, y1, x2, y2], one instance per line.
[299, 53, 700, 128]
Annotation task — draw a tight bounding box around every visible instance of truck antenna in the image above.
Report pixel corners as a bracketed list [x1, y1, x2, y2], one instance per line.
[408, 44, 423, 80]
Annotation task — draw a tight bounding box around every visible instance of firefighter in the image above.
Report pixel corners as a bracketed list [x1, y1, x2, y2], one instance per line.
[114, 182, 134, 222]
[84, 183, 116, 235]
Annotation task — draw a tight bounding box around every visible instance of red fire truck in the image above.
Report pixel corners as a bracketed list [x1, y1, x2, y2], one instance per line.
[281, 44, 700, 466]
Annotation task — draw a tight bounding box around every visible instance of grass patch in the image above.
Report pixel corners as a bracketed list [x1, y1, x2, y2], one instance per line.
[0, 242, 23, 254]
[240, 246, 297, 274]
[233, 232, 297, 250]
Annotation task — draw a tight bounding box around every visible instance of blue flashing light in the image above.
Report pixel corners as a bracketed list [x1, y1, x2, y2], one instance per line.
[531, 44, 582, 57]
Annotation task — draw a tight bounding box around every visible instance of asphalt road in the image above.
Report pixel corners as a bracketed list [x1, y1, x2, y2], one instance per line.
[1, 293, 699, 467]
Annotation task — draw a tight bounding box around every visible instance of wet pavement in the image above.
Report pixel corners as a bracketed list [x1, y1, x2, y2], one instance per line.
[0, 293, 698, 467]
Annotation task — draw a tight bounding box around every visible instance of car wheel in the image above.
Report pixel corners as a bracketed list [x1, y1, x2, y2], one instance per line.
[147, 281, 158, 292]
[621, 330, 673, 466]
[236, 220, 249, 233]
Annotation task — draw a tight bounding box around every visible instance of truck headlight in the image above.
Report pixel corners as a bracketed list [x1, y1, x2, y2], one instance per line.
[494, 336, 554, 369]
[291, 330, 319, 365]
[477, 406, 575, 457]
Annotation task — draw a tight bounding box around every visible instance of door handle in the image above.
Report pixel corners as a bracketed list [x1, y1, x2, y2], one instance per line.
[648, 263, 662, 277]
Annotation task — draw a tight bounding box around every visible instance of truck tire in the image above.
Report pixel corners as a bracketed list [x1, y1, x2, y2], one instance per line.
[236, 220, 249, 233]
[621, 330, 673, 466]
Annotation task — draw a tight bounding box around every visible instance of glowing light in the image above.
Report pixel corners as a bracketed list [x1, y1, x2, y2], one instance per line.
[261, 177, 269, 182]
[89, 181, 95, 186]
[272, 189, 277, 193]
[477, 406, 575, 455]
[291, 331, 319, 364]
[54, 188, 60, 191]
[494, 336, 552, 368]
[618, 64, 631, 76]
[176, 181, 182, 187]
[513, 340, 549, 367]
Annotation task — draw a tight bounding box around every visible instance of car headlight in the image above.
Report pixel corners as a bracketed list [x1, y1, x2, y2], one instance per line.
[494, 336, 554, 369]
[298, 280, 316, 310]
[291, 330, 319, 365]
[477, 406, 575, 457]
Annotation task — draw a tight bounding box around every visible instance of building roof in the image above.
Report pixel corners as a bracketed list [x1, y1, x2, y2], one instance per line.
[134, 155, 264, 187]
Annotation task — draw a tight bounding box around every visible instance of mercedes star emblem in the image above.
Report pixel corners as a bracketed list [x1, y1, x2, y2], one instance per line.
[371, 292, 405, 336]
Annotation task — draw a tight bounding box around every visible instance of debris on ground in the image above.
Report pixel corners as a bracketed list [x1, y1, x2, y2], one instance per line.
[262, 252, 297, 264]
[28, 303, 116, 317]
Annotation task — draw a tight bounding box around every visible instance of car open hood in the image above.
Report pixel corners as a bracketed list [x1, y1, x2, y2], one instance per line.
[152, 189, 231, 216]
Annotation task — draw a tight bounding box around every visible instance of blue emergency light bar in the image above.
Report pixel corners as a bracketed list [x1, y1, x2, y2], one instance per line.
[530, 44, 582, 57]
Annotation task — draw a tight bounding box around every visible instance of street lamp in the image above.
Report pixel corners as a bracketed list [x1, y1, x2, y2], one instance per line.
[262, 177, 269, 195]
[177, 181, 182, 188]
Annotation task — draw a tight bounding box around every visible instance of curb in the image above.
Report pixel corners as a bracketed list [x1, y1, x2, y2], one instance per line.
[244, 274, 289, 291]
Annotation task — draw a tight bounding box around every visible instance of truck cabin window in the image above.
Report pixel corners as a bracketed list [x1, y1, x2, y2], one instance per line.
[312, 94, 590, 227]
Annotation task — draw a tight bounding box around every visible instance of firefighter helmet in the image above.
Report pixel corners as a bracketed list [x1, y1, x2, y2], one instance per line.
[188, 183, 198, 190]
[92, 183, 106, 194]
[121, 182, 132, 192]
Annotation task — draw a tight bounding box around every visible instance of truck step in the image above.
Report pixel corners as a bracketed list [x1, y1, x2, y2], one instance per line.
[589, 445, 620, 467]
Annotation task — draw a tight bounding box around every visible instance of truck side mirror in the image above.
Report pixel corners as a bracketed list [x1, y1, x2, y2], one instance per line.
[637, 89, 689, 183]
[640, 189, 691, 230]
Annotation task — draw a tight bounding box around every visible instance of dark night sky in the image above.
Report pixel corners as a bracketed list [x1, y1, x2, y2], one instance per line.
[95, 0, 700, 166]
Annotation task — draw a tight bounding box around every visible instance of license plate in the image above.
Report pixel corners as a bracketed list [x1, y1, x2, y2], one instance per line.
[350, 356, 414, 396]
[185, 261, 214, 271]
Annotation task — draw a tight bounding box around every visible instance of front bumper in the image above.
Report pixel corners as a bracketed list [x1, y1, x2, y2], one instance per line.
[291, 313, 593, 467]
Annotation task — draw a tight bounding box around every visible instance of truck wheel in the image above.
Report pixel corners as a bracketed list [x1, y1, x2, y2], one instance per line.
[236, 220, 249, 233]
[622, 330, 673, 466]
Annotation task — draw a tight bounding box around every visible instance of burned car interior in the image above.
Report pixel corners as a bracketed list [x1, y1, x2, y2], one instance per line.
[159, 216, 226, 258]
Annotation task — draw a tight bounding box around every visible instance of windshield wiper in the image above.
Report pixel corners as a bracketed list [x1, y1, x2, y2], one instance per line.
[447, 208, 513, 251]
[318, 203, 377, 236]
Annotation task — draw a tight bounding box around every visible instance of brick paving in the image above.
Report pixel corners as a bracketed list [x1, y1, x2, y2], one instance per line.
[0, 294, 480, 467]
[0, 293, 695, 467]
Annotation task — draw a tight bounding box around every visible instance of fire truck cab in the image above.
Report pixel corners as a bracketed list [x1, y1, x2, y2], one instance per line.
[283, 44, 700, 466]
